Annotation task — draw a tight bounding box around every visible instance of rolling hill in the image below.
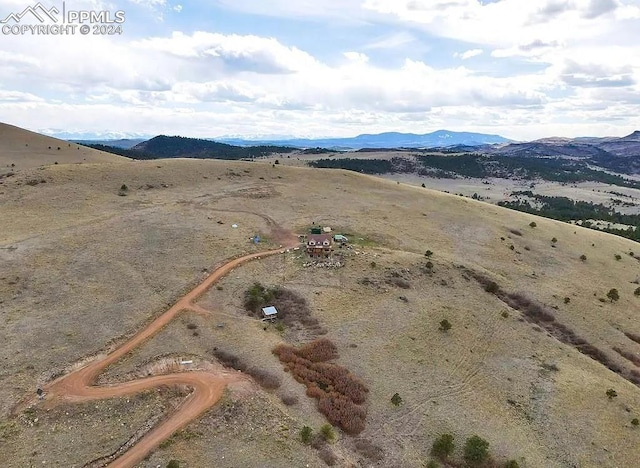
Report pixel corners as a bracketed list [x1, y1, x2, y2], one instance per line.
[1, 125, 640, 467]
[0, 122, 129, 171]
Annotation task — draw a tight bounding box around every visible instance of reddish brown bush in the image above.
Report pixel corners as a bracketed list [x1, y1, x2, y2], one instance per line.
[273, 339, 369, 434]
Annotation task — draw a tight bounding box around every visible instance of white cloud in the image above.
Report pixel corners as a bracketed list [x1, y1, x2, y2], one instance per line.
[0, 1, 638, 139]
[343, 51, 369, 63]
[454, 49, 483, 60]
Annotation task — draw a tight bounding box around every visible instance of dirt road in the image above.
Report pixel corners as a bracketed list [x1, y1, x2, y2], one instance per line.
[37, 227, 300, 467]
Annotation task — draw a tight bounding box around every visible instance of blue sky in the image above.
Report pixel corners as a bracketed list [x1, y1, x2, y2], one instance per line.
[0, 0, 638, 140]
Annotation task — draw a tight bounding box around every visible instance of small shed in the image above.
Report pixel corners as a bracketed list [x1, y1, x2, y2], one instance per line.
[262, 306, 278, 321]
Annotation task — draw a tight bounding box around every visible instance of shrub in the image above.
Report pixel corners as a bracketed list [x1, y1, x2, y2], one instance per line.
[464, 435, 490, 466]
[246, 368, 281, 389]
[272, 339, 368, 434]
[318, 447, 338, 466]
[300, 425, 313, 444]
[509, 229, 523, 237]
[186, 323, 198, 330]
[634, 287, 640, 297]
[607, 288, 620, 302]
[485, 281, 499, 294]
[320, 423, 336, 442]
[167, 461, 180, 468]
[632, 418, 639, 427]
[439, 319, 452, 332]
[564, 297, 571, 304]
[391, 393, 403, 406]
[274, 159, 280, 165]
[354, 438, 384, 461]
[529, 222, 537, 228]
[615, 254, 622, 261]
[551, 237, 558, 244]
[606, 388, 618, 399]
[212, 349, 247, 371]
[425, 250, 433, 258]
[422, 183, 426, 188]
[504, 461, 520, 468]
[501, 311, 509, 319]
[280, 393, 299, 406]
[580, 254, 587, 261]
[431, 434, 454, 460]
[426, 461, 439, 468]
[630, 252, 635, 257]
[120, 184, 128, 191]
[370, 261, 377, 268]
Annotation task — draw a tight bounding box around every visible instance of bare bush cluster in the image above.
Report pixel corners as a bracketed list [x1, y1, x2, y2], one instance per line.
[273, 339, 369, 434]
[212, 348, 281, 389]
[461, 266, 640, 387]
[244, 282, 325, 334]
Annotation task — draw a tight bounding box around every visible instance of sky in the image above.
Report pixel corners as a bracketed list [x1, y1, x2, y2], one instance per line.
[0, 0, 638, 140]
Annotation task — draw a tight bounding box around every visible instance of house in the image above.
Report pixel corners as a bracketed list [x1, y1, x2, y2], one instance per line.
[262, 306, 278, 321]
[307, 234, 333, 258]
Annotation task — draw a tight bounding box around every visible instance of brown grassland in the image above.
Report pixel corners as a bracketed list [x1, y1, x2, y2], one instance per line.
[2, 125, 640, 467]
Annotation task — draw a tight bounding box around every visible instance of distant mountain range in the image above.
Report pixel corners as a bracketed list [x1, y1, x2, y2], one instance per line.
[78, 129, 640, 175]
[216, 130, 512, 149]
[63, 130, 511, 150]
[484, 131, 640, 174]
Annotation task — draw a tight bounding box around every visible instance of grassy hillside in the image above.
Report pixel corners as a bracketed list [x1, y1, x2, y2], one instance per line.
[1, 157, 640, 467]
[0, 122, 129, 170]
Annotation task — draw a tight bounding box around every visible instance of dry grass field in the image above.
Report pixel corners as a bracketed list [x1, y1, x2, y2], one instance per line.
[2, 126, 640, 467]
[0, 122, 129, 171]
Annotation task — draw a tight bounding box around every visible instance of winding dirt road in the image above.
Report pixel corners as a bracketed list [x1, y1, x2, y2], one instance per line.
[36, 221, 300, 467]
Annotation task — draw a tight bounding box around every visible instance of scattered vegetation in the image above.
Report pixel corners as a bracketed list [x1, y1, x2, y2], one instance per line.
[580, 255, 587, 262]
[635, 287, 640, 297]
[606, 388, 618, 399]
[300, 425, 313, 444]
[632, 418, 639, 427]
[211, 348, 281, 389]
[320, 423, 336, 442]
[615, 254, 622, 261]
[439, 319, 452, 332]
[500, 194, 640, 243]
[464, 435, 490, 466]
[244, 282, 324, 333]
[431, 433, 454, 461]
[564, 297, 571, 304]
[529, 222, 537, 228]
[391, 393, 403, 406]
[273, 339, 369, 434]
[607, 288, 620, 303]
[501, 311, 509, 319]
[167, 461, 180, 468]
[425, 250, 434, 257]
[318, 447, 338, 466]
[280, 393, 299, 406]
[354, 438, 384, 461]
